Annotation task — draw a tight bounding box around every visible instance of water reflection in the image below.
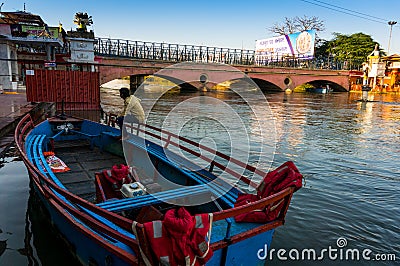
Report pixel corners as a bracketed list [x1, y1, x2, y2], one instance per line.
[22, 187, 40, 265]
[267, 92, 399, 266]
[24, 184, 81, 266]
[1, 89, 399, 265]
[0, 147, 81, 266]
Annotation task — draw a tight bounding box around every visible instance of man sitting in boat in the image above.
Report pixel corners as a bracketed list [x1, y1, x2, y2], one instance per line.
[117, 87, 145, 130]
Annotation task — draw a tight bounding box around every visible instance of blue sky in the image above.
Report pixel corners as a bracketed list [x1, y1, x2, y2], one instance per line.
[4, 0, 400, 54]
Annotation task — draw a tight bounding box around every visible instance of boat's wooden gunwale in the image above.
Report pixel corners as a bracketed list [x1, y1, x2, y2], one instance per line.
[15, 117, 139, 264]
[15, 113, 298, 265]
[131, 123, 264, 188]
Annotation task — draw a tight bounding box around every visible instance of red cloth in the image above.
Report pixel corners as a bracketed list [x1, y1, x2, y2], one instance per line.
[257, 161, 302, 198]
[102, 164, 132, 191]
[234, 193, 285, 223]
[111, 164, 130, 182]
[143, 207, 213, 266]
[234, 161, 303, 223]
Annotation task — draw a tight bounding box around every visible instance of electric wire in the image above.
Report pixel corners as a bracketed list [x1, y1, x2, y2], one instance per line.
[299, 0, 390, 25]
[310, 0, 387, 22]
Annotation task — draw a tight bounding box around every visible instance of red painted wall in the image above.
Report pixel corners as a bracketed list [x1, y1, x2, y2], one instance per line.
[26, 69, 100, 110]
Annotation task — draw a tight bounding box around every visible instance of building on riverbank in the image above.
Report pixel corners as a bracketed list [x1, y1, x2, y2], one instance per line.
[0, 11, 64, 91]
[0, 10, 100, 112]
[381, 54, 400, 92]
[350, 51, 400, 93]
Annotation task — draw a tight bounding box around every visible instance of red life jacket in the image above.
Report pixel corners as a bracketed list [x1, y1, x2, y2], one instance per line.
[102, 164, 132, 191]
[140, 207, 213, 266]
[111, 164, 130, 183]
[257, 161, 302, 198]
[234, 161, 303, 223]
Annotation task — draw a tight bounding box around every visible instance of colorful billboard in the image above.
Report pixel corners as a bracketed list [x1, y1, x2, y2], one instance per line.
[255, 30, 316, 63]
[21, 25, 60, 39]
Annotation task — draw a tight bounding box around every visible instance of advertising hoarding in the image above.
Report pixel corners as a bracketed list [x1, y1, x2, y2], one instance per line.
[255, 30, 316, 64]
[21, 25, 60, 39]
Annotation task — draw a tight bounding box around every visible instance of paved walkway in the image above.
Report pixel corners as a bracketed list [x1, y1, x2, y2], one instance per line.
[0, 90, 38, 155]
[0, 92, 34, 130]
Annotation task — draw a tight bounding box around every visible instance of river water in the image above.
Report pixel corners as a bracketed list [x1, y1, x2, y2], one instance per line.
[0, 87, 399, 265]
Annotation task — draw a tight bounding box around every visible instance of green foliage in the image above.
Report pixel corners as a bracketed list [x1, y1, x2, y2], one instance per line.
[294, 83, 314, 92]
[315, 32, 384, 63]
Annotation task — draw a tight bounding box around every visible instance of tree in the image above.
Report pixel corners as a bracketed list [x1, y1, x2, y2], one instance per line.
[268, 15, 325, 35]
[316, 32, 384, 67]
[74, 12, 93, 32]
[269, 17, 297, 35]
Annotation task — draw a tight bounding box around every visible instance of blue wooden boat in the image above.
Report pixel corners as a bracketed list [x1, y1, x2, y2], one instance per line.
[306, 84, 333, 94]
[15, 113, 302, 266]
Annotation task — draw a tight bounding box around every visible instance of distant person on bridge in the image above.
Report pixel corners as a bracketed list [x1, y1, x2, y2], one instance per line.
[116, 87, 145, 130]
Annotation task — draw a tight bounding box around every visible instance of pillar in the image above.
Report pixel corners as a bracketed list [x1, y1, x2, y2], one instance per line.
[130, 75, 145, 93]
[0, 41, 15, 90]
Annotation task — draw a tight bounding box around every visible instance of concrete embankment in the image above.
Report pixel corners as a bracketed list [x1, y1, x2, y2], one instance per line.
[0, 92, 53, 156]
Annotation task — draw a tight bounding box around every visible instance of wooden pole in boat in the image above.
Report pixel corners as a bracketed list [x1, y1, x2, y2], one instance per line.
[58, 99, 67, 120]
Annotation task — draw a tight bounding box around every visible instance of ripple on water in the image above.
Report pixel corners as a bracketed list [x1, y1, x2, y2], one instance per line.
[2, 90, 399, 265]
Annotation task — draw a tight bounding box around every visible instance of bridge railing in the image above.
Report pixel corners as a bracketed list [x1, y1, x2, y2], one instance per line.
[94, 37, 362, 70]
[95, 38, 255, 65]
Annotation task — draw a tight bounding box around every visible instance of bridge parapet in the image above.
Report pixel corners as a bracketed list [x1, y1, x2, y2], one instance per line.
[94, 37, 363, 71]
[95, 38, 254, 65]
[97, 56, 352, 91]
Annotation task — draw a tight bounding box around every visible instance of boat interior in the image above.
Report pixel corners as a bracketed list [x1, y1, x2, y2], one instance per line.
[15, 113, 299, 261]
[26, 116, 245, 223]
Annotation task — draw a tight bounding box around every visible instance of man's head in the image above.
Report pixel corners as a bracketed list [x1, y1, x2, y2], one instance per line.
[119, 87, 130, 99]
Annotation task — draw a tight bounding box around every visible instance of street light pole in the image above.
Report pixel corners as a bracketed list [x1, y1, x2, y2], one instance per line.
[388, 21, 397, 54]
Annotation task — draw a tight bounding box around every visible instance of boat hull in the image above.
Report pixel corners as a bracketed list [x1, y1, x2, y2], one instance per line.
[31, 176, 275, 266]
[306, 85, 332, 94]
[15, 114, 299, 266]
[208, 229, 274, 265]
[28, 169, 135, 266]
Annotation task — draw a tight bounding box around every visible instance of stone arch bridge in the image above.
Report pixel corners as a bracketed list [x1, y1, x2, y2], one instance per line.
[96, 56, 352, 92]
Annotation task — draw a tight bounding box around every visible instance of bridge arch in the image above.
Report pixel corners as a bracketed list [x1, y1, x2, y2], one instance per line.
[97, 57, 352, 92]
[249, 78, 282, 92]
[153, 74, 199, 91]
[288, 76, 348, 91]
[245, 72, 349, 91]
[305, 79, 347, 92]
[99, 66, 157, 86]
